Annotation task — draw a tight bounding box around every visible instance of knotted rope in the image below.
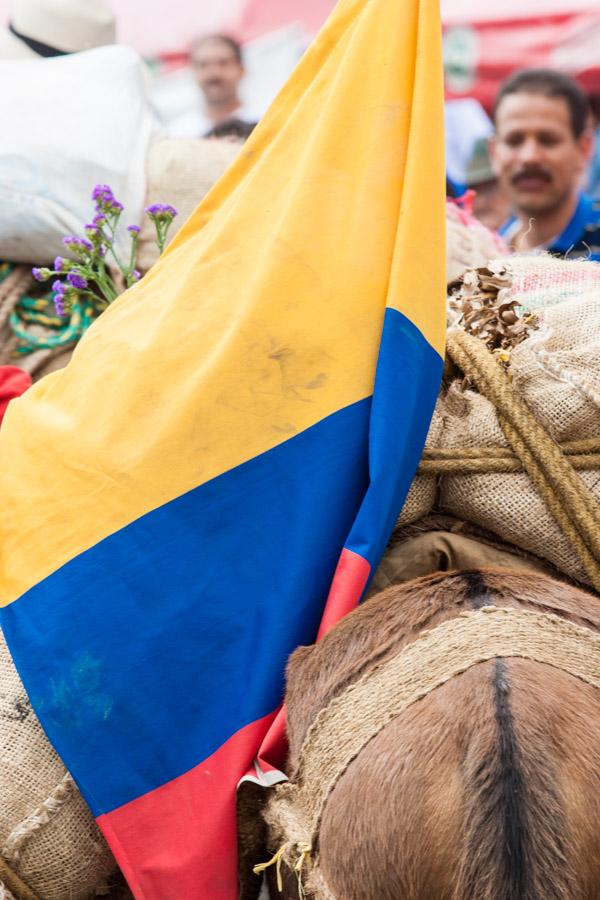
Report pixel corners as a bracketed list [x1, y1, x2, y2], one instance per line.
[261, 605, 600, 898]
[425, 330, 600, 593]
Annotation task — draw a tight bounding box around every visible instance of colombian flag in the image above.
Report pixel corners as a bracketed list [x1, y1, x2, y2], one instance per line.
[0, 0, 445, 896]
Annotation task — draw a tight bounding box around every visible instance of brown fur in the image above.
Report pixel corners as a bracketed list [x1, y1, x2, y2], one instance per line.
[270, 569, 600, 900]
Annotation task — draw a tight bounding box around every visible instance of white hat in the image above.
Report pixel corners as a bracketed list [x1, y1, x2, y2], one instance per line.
[0, 0, 116, 60]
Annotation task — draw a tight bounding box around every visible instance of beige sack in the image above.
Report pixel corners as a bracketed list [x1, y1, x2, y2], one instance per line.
[137, 138, 241, 272]
[500, 254, 600, 312]
[0, 630, 119, 899]
[438, 290, 600, 584]
[395, 400, 444, 527]
[445, 200, 507, 284]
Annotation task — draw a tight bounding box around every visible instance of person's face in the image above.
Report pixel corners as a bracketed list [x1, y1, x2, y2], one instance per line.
[490, 92, 592, 217]
[191, 40, 243, 106]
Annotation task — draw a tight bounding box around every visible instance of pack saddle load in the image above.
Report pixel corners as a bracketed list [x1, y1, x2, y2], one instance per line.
[396, 253, 600, 593]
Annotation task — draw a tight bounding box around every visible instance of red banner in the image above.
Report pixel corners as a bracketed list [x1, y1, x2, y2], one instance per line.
[444, 13, 600, 110]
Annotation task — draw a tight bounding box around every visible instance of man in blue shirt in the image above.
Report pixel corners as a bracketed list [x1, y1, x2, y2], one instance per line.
[490, 69, 600, 261]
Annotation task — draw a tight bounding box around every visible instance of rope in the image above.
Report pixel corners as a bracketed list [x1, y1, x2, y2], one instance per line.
[0, 263, 100, 357]
[2, 774, 75, 864]
[0, 858, 40, 900]
[265, 606, 600, 898]
[418, 437, 600, 474]
[0, 268, 34, 332]
[445, 330, 600, 593]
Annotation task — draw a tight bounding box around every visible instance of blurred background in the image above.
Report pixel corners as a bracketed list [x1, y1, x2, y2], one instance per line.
[3, 0, 600, 135]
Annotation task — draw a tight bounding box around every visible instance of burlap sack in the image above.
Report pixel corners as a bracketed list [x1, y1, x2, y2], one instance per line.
[395, 399, 444, 526]
[504, 254, 600, 312]
[137, 137, 241, 272]
[456, 254, 600, 315]
[438, 290, 600, 584]
[0, 629, 119, 899]
[445, 200, 507, 284]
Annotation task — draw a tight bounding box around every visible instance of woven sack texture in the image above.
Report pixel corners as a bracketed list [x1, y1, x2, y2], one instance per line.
[0, 629, 118, 899]
[438, 290, 600, 583]
[137, 137, 241, 272]
[445, 200, 507, 284]
[396, 400, 444, 526]
[473, 254, 600, 313]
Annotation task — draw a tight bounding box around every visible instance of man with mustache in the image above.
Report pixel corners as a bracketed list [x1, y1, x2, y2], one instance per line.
[491, 69, 600, 259]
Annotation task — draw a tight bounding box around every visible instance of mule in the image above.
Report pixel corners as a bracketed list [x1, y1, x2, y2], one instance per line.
[264, 569, 600, 900]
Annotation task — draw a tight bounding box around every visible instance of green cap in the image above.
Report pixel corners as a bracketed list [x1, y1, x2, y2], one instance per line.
[466, 137, 495, 187]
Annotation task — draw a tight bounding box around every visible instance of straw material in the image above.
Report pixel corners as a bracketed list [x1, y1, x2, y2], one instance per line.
[264, 606, 600, 898]
[0, 630, 118, 899]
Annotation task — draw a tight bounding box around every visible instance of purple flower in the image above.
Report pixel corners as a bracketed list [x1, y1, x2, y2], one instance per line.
[67, 271, 88, 290]
[52, 279, 66, 295]
[132, 269, 141, 281]
[85, 224, 100, 238]
[93, 213, 107, 226]
[93, 185, 124, 217]
[53, 294, 65, 317]
[145, 203, 178, 219]
[92, 184, 114, 203]
[32, 267, 50, 282]
[54, 256, 66, 272]
[127, 224, 141, 235]
[98, 246, 107, 257]
[62, 236, 93, 253]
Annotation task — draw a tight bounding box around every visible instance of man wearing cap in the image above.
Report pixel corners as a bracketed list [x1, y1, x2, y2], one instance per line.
[491, 68, 600, 260]
[0, 0, 115, 59]
[465, 137, 511, 232]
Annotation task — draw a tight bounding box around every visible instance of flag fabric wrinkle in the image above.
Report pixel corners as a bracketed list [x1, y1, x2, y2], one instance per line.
[0, 0, 446, 896]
